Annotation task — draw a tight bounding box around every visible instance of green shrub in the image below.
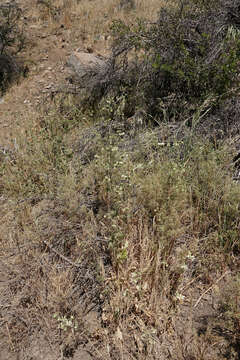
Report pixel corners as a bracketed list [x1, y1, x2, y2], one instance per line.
[87, 0, 240, 123]
[0, 2, 23, 54]
[0, 2, 25, 93]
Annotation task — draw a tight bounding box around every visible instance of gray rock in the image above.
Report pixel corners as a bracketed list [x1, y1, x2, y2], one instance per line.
[66, 49, 108, 86]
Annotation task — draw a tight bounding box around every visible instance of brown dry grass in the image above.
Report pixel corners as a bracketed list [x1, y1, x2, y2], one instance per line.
[31, 0, 170, 54]
[1, 102, 240, 359]
[0, 0, 240, 359]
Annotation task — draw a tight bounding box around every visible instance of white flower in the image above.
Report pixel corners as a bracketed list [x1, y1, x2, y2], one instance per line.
[175, 292, 185, 302]
[187, 252, 195, 261]
[181, 264, 188, 271]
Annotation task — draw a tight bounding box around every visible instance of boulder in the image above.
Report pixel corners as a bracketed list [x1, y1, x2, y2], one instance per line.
[66, 49, 108, 86]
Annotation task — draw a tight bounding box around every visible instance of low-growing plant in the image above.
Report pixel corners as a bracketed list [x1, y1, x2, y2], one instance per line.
[0, 108, 74, 197]
[53, 313, 78, 332]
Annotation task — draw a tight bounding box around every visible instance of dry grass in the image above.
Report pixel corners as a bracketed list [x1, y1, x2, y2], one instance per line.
[32, 0, 170, 53]
[0, 0, 240, 359]
[1, 99, 240, 358]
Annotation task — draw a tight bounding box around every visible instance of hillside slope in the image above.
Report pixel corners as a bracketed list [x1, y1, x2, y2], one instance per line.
[0, 1, 240, 359]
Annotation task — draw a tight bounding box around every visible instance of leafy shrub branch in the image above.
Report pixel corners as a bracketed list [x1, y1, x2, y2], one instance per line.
[0, 1, 25, 94]
[0, 1, 24, 54]
[87, 0, 240, 123]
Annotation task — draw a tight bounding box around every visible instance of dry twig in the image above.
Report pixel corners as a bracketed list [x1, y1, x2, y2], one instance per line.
[194, 270, 230, 308]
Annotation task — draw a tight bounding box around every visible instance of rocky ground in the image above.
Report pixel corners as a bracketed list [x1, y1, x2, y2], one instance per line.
[0, 0, 112, 149]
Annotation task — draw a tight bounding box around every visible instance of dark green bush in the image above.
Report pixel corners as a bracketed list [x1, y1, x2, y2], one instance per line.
[87, 0, 240, 123]
[0, 1, 23, 54]
[0, 1, 25, 93]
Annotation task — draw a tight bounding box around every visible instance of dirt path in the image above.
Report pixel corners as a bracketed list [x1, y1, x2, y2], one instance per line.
[0, 36, 69, 148]
[0, 0, 83, 149]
